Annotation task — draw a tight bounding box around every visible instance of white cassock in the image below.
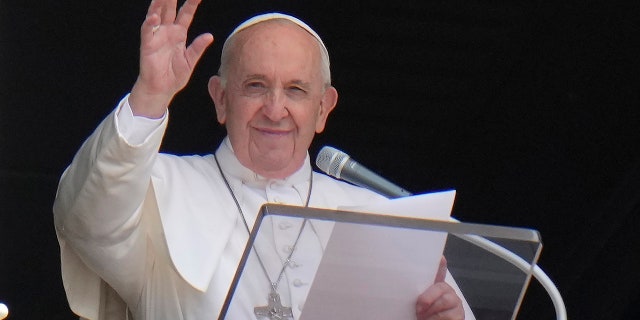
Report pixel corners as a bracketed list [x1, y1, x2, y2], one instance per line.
[53, 95, 475, 320]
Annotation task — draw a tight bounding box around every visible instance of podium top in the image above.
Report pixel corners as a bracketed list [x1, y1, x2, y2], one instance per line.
[259, 203, 541, 243]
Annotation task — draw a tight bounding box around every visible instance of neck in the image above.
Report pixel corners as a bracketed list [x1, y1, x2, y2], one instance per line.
[220, 137, 310, 181]
[242, 156, 307, 180]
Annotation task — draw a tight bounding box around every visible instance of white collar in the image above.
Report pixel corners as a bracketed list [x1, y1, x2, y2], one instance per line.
[214, 137, 312, 190]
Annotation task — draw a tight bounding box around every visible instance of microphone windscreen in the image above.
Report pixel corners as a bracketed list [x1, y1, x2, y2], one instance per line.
[315, 146, 348, 177]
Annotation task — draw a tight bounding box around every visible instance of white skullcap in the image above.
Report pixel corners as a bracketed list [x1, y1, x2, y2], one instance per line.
[225, 12, 329, 60]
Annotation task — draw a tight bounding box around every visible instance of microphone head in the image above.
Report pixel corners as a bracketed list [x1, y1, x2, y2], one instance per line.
[315, 146, 350, 178]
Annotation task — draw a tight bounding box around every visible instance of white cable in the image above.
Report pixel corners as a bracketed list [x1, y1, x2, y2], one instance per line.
[453, 228, 567, 320]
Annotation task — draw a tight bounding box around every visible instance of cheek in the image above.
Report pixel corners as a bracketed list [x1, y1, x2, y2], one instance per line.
[222, 111, 252, 148]
[226, 100, 258, 126]
[292, 108, 322, 137]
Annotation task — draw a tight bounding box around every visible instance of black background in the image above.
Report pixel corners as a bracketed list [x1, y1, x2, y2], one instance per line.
[1, 0, 639, 319]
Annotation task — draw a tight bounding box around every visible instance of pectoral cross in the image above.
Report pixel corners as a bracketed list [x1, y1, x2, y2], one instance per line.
[254, 291, 294, 320]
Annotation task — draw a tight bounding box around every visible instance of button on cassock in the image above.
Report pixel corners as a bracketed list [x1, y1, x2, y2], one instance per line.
[292, 279, 307, 287]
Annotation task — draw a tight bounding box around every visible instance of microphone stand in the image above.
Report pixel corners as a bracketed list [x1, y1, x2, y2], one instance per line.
[392, 188, 566, 320]
[447, 218, 567, 320]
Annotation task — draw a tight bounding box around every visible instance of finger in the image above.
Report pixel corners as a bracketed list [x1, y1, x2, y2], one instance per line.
[175, 0, 203, 29]
[434, 256, 447, 283]
[140, 13, 161, 44]
[159, 0, 178, 24]
[146, 0, 162, 19]
[421, 307, 464, 320]
[416, 283, 463, 319]
[185, 33, 214, 68]
[419, 298, 464, 320]
[421, 294, 454, 318]
[417, 282, 447, 309]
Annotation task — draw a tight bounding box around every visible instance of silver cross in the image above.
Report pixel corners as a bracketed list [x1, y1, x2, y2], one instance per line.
[254, 291, 294, 320]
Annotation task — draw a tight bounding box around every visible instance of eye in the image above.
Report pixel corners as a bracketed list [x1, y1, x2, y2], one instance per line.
[246, 81, 265, 89]
[287, 85, 307, 95]
[243, 81, 268, 96]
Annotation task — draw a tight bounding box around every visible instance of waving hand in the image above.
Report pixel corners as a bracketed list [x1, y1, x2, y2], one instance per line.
[129, 0, 214, 118]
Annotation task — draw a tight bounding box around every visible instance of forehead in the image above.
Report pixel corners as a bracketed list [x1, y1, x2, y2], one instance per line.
[239, 21, 319, 55]
[229, 21, 323, 75]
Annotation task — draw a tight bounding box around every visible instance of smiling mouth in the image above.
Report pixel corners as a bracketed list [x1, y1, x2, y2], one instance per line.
[255, 127, 291, 136]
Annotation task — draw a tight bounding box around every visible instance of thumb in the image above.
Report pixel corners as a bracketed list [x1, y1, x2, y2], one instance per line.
[435, 256, 447, 283]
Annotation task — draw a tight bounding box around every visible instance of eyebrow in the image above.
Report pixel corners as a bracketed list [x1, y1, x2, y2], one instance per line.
[244, 74, 267, 82]
[242, 74, 312, 88]
[288, 79, 312, 89]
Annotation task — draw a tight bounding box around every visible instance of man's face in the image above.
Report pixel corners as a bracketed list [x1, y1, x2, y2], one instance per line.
[210, 21, 337, 179]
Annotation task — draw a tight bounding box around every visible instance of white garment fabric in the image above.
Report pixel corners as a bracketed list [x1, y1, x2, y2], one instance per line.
[53, 95, 475, 319]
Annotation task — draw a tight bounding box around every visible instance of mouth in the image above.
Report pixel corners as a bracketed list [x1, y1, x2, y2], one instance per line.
[254, 127, 291, 136]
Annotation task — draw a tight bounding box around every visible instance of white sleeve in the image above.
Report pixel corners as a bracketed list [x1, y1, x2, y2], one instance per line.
[115, 94, 168, 146]
[53, 94, 169, 314]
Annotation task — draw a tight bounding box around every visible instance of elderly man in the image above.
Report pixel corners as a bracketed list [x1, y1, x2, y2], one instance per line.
[53, 0, 471, 319]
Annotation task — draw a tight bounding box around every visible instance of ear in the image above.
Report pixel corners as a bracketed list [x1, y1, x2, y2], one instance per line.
[208, 76, 227, 124]
[315, 86, 338, 133]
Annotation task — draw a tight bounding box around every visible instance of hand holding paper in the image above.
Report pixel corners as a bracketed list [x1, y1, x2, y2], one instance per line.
[300, 190, 473, 319]
[415, 257, 465, 320]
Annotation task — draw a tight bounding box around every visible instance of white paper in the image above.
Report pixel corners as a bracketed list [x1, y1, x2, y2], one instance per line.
[300, 190, 456, 319]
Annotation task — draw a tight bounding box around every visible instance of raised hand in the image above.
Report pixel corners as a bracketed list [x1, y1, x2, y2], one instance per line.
[129, 0, 214, 118]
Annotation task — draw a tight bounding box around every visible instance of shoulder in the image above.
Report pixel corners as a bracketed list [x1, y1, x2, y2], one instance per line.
[152, 153, 223, 191]
[154, 153, 217, 175]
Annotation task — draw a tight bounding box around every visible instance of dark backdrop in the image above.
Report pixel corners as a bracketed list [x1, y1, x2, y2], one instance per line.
[1, 0, 639, 319]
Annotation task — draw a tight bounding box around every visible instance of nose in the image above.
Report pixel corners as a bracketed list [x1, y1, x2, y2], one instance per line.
[262, 89, 289, 121]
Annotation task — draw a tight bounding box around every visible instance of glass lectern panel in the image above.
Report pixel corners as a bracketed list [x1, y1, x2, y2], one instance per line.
[219, 204, 541, 320]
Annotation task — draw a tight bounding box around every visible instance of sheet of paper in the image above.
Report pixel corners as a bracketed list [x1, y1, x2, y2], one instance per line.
[300, 190, 456, 319]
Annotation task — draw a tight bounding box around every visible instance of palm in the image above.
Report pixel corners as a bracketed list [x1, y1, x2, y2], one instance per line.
[139, 24, 193, 95]
[129, 0, 213, 117]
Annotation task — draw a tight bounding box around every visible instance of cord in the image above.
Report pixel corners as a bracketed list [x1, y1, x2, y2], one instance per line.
[451, 220, 567, 320]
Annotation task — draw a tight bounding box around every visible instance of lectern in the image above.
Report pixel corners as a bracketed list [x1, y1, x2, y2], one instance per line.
[219, 203, 542, 320]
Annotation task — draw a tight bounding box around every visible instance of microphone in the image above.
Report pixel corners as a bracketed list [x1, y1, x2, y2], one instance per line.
[315, 146, 413, 198]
